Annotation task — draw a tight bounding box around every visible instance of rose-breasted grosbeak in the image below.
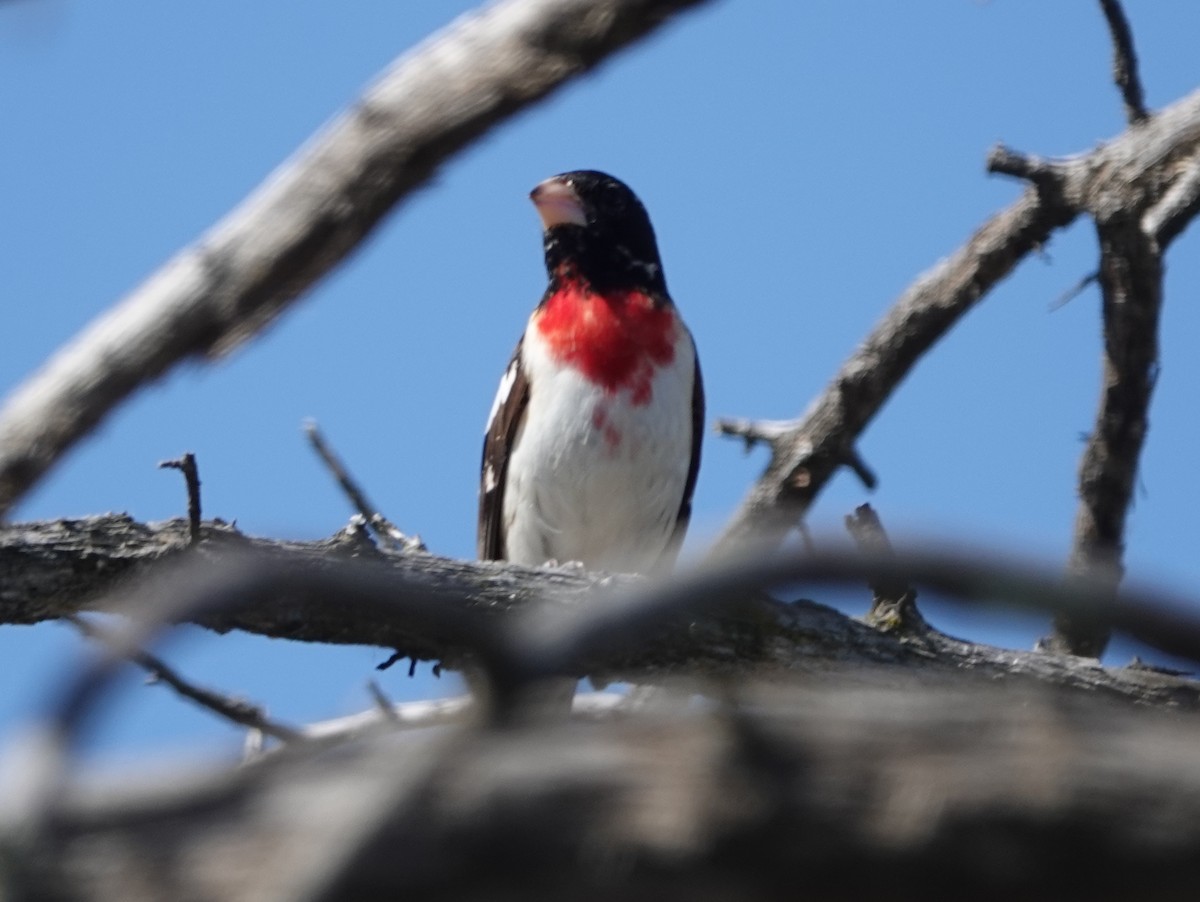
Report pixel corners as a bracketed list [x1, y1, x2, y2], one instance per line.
[478, 171, 703, 577]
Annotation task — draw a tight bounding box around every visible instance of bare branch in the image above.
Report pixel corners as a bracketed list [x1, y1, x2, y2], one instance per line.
[1052, 213, 1164, 657]
[1098, 0, 1149, 124]
[986, 144, 1066, 185]
[365, 680, 401, 724]
[304, 421, 423, 553]
[21, 681, 1200, 901]
[10, 515, 1200, 744]
[714, 88, 1200, 557]
[844, 503, 921, 628]
[11, 525, 1200, 896]
[158, 453, 201, 544]
[1142, 152, 1200, 245]
[713, 418, 876, 490]
[1050, 270, 1100, 311]
[714, 187, 1077, 554]
[8, 514, 1200, 684]
[712, 417, 798, 453]
[1052, 154, 1198, 313]
[68, 614, 303, 744]
[0, 0, 712, 519]
[294, 691, 628, 749]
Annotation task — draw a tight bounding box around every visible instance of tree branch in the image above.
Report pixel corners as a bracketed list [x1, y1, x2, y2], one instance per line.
[0, 0, 712, 520]
[987, 71, 1189, 660]
[1052, 213, 1164, 657]
[713, 88, 1200, 556]
[843, 503, 921, 628]
[68, 615, 303, 745]
[10, 518, 1200, 899]
[1142, 152, 1200, 246]
[304, 421, 423, 553]
[713, 187, 1077, 555]
[5, 516, 1200, 719]
[293, 691, 628, 749]
[1098, 0, 1149, 124]
[158, 453, 202, 544]
[20, 680, 1200, 901]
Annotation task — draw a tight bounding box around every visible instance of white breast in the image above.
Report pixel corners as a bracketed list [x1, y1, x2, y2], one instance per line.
[502, 322, 695, 574]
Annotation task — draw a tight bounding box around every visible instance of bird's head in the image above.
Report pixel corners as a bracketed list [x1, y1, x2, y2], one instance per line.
[531, 171, 667, 295]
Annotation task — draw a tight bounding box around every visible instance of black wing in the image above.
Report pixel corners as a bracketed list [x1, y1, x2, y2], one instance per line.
[661, 340, 704, 566]
[477, 338, 531, 560]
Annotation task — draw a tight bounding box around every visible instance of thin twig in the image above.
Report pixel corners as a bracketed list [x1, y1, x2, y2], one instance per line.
[843, 504, 921, 627]
[304, 421, 422, 553]
[714, 419, 876, 492]
[1050, 271, 1100, 311]
[67, 614, 303, 744]
[986, 145, 1064, 186]
[1142, 153, 1200, 246]
[158, 453, 201, 544]
[713, 418, 799, 453]
[841, 445, 878, 491]
[366, 680, 401, 724]
[1098, 0, 1149, 124]
[304, 421, 381, 527]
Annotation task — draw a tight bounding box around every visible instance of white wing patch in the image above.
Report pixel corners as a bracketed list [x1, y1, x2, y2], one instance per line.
[485, 359, 519, 435]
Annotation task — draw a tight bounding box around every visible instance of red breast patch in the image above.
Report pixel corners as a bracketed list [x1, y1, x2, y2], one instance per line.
[535, 278, 676, 406]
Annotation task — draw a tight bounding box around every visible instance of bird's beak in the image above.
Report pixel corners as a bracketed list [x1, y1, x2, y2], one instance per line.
[530, 177, 587, 230]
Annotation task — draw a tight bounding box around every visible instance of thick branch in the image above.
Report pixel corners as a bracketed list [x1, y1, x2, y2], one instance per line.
[21, 681, 1200, 901]
[5, 515, 1200, 714]
[0, 515, 630, 668]
[11, 519, 1200, 900]
[0, 0, 710, 519]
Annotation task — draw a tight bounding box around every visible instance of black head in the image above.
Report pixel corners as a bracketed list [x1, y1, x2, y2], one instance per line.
[531, 170, 667, 295]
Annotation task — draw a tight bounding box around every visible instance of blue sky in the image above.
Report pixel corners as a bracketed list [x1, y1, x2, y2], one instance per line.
[3, 1, 1200, 763]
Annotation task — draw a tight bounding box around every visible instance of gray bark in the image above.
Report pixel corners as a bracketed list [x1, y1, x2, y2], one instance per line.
[715, 88, 1200, 557]
[15, 681, 1200, 901]
[3, 515, 1197, 709]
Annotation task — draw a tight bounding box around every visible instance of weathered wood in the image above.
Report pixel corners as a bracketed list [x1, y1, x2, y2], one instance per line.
[19, 681, 1200, 901]
[3, 515, 1199, 710]
[715, 89, 1200, 556]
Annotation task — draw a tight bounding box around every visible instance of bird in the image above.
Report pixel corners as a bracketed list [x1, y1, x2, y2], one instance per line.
[479, 170, 704, 581]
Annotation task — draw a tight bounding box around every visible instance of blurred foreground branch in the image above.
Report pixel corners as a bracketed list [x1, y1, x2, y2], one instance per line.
[15, 680, 1200, 901]
[8, 509, 1200, 899]
[0, 0, 711, 519]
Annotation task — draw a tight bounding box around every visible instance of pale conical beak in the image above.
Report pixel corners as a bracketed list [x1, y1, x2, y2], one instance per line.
[530, 177, 587, 230]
